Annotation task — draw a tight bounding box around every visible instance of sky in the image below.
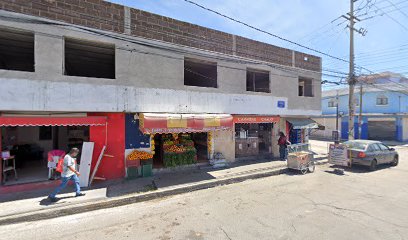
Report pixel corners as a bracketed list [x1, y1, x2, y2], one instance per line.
[108, 0, 408, 89]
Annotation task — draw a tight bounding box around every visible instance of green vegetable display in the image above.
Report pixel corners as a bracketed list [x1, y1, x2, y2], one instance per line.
[163, 149, 197, 168]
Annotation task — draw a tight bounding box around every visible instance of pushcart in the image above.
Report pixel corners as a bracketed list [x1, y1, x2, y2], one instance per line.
[287, 144, 315, 174]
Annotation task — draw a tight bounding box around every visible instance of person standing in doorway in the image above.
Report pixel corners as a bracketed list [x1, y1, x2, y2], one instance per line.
[48, 148, 85, 202]
[278, 132, 290, 161]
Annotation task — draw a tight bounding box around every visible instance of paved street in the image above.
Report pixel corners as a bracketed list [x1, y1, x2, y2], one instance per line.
[1, 145, 408, 240]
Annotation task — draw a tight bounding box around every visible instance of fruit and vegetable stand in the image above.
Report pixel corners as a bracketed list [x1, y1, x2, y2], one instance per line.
[126, 149, 153, 178]
[162, 134, 197, 168]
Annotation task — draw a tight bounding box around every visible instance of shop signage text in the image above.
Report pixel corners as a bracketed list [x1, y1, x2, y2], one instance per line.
[328, 144, 349, 166]
[233, 116, 280, 123]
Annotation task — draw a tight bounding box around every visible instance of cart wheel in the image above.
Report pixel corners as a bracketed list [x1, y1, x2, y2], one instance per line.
[308, 161, 315, 173]
[300, 164, 308, 175]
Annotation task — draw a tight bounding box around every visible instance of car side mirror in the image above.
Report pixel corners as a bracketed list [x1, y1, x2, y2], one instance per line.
[389, 148, 395, 151]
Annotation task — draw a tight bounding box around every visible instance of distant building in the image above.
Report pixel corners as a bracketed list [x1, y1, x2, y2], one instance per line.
[313, 72, 408, 142]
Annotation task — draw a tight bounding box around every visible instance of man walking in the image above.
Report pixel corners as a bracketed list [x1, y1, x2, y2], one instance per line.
[48, 148, 85, 202]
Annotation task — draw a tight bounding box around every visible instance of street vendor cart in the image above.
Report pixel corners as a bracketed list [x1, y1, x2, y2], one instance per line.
[287, 144, 315, 174]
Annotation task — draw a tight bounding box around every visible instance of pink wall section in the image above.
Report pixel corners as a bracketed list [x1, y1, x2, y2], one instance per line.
[89, 113, 125, 180]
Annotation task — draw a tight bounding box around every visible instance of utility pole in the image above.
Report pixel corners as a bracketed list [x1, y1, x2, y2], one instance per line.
[358, 83, 363, 139]
[335, 90, 340, 143]
[347, 0, 356, 140]
[335, 90, 339, 132]
[342, 0, 366, 140]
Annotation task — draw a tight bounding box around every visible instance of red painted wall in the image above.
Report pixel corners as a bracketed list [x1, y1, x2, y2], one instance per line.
[89, 113, 125, 180]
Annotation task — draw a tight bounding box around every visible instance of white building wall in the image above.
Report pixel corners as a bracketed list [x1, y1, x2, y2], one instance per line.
[311, 117, 340, 139]
[0, 78, 321, 116]
[0, 11, 321, 116]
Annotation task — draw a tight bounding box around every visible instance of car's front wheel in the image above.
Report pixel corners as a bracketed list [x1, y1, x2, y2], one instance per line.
[390, 156, 399, 167]
[369, 159, 377, 171]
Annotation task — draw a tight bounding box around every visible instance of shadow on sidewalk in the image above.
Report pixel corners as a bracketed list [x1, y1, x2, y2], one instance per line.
[0, 158, 286, 204]
[38, 195, 76, 206]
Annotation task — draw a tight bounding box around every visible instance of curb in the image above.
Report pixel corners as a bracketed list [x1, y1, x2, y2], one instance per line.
[0, 160, 328, 226]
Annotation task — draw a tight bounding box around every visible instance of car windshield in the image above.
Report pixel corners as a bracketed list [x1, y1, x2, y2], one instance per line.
[343, 141, 368, 150]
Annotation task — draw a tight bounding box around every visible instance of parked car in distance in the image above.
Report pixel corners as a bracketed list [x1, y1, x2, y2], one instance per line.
[342, 140, 399, 171]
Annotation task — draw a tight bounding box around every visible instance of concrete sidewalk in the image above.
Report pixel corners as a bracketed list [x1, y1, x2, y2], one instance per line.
[0, 157, 328, 225]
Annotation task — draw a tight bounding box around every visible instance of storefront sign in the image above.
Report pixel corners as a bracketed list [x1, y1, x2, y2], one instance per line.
[277, 101, 285, 108]
[329, 144, 349, 166]
[141, 127, 231, 134]
[233, 116, 280, 123]
[139, 113, 233, 134]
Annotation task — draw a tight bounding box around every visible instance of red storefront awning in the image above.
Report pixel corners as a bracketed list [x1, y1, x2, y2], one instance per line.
[139, 113, 233, 134]
[0, 116, 107, 127]
[233, 115, 280, 124]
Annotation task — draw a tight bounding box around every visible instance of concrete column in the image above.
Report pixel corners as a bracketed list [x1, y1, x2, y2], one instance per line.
[232, 35, 237, 56]
[124, 6, 131, 35]
[35, 33, 63, 76]
[213, 130, 235, 161]
[272, 118, 286, 158]
[396, 117, 403, 142]
[272, 123, 279, 158]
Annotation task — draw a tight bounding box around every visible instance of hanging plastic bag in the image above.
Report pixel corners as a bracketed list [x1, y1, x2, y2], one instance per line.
[56, 159, 64, 173]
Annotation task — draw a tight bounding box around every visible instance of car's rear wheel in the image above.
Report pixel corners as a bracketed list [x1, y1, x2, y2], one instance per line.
[390, 156, 399, 166]
[369, 159, 377, 171]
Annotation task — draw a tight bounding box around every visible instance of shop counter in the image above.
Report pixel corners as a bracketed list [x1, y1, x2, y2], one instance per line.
[235, 137, 259, 157]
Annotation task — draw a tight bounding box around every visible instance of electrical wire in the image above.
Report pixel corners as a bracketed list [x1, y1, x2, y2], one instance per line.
[180, 0, 408, 93]
[181, 0, 350, 64]
[385, 0, 408, 18]
[366, 0, 408, 30]
[2, 2, 402, 91]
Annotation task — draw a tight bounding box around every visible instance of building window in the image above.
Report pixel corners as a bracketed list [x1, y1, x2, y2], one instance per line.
[64, 38, 115, 79]
[298, 78, 314, 97]
[0, 28, 34, 72]
[328, 99, 337, 108]
[376, 95, 388, 105]
[184, 58, 217, 88]
[246, 69, 270, 93]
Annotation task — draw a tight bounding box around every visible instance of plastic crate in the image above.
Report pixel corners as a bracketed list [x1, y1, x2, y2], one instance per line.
[126, 166, 139, 179]
[142, 164, 153, 177]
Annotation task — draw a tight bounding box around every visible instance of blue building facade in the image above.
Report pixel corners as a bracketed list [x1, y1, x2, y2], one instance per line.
[315, 82, 408, 142]
[322, 91, 408, 115]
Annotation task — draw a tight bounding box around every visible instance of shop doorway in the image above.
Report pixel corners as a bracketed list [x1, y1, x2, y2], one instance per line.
[235, 123, 273, 158]
[152, 132, 208, 168]
[1, 126, 89, 185]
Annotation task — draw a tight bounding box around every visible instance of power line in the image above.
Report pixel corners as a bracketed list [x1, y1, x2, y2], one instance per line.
[370, 0, 408, 30]
[359, 81, 408, 95]
[357, 0, 408, 17]
[5, 2, 402, 91]
[3, 14, 344, 90]
[385, 0, 408, 18]
[1, 14, 330, 79]
[181, 0, 404, 93]
[3, 1, 304, 64]
[181, 0, 350, 64]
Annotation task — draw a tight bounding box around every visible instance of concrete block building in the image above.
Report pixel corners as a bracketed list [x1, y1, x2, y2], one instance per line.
[0, 0, 321, 188]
